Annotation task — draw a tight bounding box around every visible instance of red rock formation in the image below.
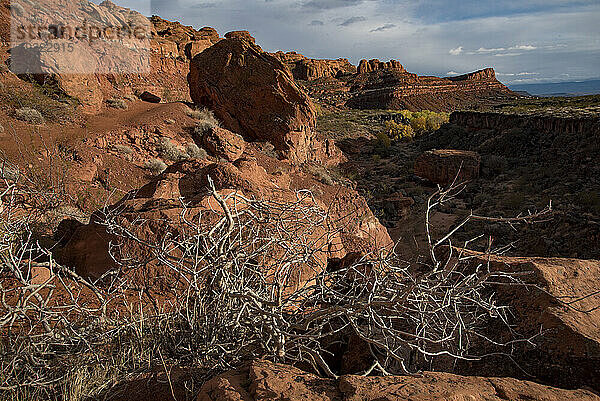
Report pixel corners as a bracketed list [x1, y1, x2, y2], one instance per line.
[61, 156, 391, 286]
[358, 59, 407, 74]
[197, 359, 600, 401]
[273, 51, 357, 80]
[224, 30, 256, 44]
[414, 149, 481, 185]
[345, 67, 515, 111]
[198, 127, 246, 161]
[449, 252, 600, 390]
[188, 38, 344, 165]
[448, 67, 496, 81]
[450, 110, 600, 136]
[151, 15, 221, 57]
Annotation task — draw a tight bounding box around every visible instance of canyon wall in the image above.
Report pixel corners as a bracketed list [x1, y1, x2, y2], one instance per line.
[273, 51, 357, 81]
[450, 111, 600, 135]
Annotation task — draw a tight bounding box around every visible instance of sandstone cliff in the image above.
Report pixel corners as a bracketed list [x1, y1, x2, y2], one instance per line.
[357, 58, 407, 74]
[273, 51, 356, 80]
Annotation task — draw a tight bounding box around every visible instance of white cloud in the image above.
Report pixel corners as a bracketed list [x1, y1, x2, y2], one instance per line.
[446, 71, 463, 75]
[476, 47, 506, 53]
[494, 52, 523, 57]
[510, 44, 537, 50]
[449, 46, 463, 55]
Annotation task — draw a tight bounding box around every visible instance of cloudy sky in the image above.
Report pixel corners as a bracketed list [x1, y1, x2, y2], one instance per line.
[109, 0, 599, 85]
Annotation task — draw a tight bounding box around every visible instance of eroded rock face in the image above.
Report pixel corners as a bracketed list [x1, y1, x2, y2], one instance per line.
[455, 253, 600, 391]
[188, 38, 343, 165]
[414, 149, 481, 185]
[358, 59, 407, 74]
[448, 68, 497, 81]
[224, 30, 256, 44]
[199, 127, 246, 161]
[196, 359, 600, 401]
[273, 51, 357, 80]
[345, 67, 516, 112]
[61, 153, 390, 288]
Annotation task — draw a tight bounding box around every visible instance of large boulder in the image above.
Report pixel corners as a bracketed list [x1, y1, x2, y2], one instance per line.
[414, 149, 481, 185]
[188, 38, 343, 165]
[455, 253, 600, 390]
[197, 359, 599, 401]
[198, 127, 246, 161]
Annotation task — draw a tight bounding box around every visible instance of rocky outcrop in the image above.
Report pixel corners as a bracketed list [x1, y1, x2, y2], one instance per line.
[453, 253, 600, 391]
[448, 67, 497, 81]
[345, 68, 515, 112]
[5, 3, 222, 113]
[188, 38, 344, 165]
[199, 127, 246, 161]
[357, 59, 407, 74]
[414, 149, 481, 185]
[151, 16, 221, 58]
[61, 154, 391, 286]
[273, 51, 357, 80]
[197, 359, 600, 401]
[224, 30, 256, 44]
[450, 110, 600, 136]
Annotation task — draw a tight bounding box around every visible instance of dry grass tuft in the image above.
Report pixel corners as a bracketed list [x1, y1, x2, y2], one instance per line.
[144, 158, 167, 175]
[15, 107, 45, 124]
[106, 98, 128, 110]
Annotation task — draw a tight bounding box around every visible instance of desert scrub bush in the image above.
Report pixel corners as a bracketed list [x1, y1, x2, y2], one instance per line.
[186, 107, 220, 132]
[14, 107, 45, 124]
[106, 98, 127, 109]
[0, 162, 20, 181]
[0, 81, 76, 123]
[374, 131, 391, 156]
[112, 144, 134, 155]
[157, 137, 189, 161]
[0, 175, 557, 399]
[186, 142, 207, 159]
[123, 94, 137, 102]
[0, 62, 8, 73]
[305, 164, 335, 186]
[144, 158, 167, 174]
[0, 123, 4, 134]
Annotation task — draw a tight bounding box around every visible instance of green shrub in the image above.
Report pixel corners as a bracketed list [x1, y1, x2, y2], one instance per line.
[376, 131, 391, 150]
[15, 107, 45, 124]
[106, 98, 127, 109]
[144, 158, 167, 175]
[186, 142, 207, 160]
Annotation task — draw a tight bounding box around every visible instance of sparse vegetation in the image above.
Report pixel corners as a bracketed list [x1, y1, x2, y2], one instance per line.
[186, 142, 207, 159]
[14, 107, 45, 124]
[187, 107, 221, 133]
[157, 137, 188, 161]
[112, 144, 134, 155]
[144, 158, 167, 174]
[106, 98, 128, 109]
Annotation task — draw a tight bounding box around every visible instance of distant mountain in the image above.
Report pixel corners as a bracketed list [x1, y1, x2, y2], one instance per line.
[508, 79, 600, 97]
